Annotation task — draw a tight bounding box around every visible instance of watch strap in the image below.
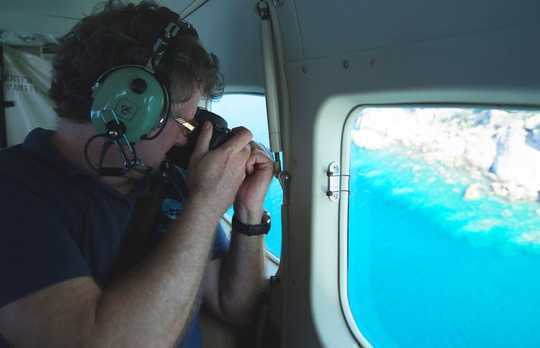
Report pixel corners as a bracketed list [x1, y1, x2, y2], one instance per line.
[231, 211, 271, 236]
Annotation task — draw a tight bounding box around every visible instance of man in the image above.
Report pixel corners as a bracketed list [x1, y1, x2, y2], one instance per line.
[0, 1, 273, 347]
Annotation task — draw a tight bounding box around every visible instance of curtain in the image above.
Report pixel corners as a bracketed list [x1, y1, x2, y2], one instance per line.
[2, 45, 57, 146]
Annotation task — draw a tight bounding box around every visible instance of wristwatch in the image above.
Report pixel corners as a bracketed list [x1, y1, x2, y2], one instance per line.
[232, 211, 271, 236]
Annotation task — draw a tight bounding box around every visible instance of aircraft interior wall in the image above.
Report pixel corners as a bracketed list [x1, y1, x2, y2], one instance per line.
[272, 0, 540, 346]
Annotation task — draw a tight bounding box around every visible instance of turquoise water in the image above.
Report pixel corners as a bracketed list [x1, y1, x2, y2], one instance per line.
[348, 145, 540, 347]
[262, 179, 283, 257]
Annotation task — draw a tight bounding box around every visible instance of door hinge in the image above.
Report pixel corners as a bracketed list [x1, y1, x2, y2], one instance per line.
[326, 161, 350, 201]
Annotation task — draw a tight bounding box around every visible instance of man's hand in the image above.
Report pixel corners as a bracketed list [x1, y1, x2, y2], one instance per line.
[186, 122, 253, 217]
[233, 141, 274, 224]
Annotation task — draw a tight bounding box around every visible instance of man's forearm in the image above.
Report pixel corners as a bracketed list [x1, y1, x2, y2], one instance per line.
[91, 196, 222, 347]
[218, 231, 266, 325]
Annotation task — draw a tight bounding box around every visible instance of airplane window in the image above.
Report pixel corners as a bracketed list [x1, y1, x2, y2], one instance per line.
[209, 94, 283, 259]
[346, 107, 540, 347]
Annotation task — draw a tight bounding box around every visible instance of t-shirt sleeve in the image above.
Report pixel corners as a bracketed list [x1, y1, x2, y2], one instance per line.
[211, 223, 230, 260]
[0, 181, 90, 308]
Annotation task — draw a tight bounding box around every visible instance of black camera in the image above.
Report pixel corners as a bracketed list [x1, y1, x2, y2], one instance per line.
[166, 108, 232, 169]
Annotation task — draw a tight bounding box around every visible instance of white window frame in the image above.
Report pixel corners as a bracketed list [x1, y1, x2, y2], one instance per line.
[338, 105, 372, 347]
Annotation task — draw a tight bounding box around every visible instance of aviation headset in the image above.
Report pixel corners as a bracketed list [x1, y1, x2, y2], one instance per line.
[85, 8, 197, 177]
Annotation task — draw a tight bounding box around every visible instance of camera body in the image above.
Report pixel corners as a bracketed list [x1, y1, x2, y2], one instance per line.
[166, 108, 232, 169]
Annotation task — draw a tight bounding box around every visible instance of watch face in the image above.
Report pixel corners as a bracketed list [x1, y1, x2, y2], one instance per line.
[262, 211, 271, 225]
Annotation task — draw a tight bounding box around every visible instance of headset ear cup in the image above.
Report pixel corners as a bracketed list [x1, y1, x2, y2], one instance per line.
[90, 65, 169, 143]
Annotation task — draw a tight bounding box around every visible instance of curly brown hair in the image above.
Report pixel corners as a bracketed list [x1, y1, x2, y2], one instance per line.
[49, 0, 223, 122]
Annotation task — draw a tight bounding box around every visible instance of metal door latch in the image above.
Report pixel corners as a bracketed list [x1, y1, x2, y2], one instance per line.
[326, 161, 349, 201]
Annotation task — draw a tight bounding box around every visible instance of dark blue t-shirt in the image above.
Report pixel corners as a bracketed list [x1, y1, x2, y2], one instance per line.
[0, 128, 229, 347]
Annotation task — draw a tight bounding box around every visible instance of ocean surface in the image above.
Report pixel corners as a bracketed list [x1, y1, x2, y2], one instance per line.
[347, 145, 540, 347]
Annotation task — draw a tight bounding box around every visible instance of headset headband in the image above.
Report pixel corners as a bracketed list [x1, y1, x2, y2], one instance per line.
[146, 10, 198, 71]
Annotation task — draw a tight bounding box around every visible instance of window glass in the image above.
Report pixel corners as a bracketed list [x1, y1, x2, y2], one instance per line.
[346, 107, 540, 347]
[209, 94, 283, 258]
